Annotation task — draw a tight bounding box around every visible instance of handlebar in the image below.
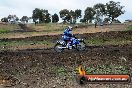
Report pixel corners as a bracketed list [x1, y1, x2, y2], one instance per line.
[72, 34, 77, 39]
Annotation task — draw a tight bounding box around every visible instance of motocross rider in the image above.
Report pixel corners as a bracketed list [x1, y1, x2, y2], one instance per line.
[63, 26, 73, 49]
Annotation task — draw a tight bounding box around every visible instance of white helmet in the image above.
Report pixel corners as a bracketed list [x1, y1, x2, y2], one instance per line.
[68, 26, 73, 31]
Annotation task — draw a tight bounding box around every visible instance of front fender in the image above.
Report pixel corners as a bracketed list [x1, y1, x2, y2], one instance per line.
[56, 40, 65, 45]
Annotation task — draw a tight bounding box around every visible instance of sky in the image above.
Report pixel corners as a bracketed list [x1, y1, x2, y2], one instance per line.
[0, 0, 132, 22]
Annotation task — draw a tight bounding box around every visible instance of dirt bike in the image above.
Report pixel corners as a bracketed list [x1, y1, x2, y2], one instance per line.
[54, 35, 86, 52]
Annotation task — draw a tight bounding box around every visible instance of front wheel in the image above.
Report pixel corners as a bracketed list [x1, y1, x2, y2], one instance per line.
[76, 41, 86, 51]
[54, 43, 64, 53]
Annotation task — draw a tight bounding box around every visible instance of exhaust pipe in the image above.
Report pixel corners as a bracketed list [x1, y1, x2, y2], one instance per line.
[58, 46, 67, 49]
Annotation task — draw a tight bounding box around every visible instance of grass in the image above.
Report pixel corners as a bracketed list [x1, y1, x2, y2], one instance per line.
[0, 23, 67, 38]
[0, 40, 54, 51]
[85, 64, 129, 74]
[127, 25, 132, 30]
[0, 34, 131, 51]
[0, 24, 19, 34]
[0, 40, 52, 46]
[0, 24, 19, 30]
[0, 28, 10, 34]
[0, 23, 130, 39]
[57, 67, 67, 76]
[0, 23, 131, 50]
[50, 64, 129, 80]
[85, 36, 132, 46]
[30, 23, 68, 32]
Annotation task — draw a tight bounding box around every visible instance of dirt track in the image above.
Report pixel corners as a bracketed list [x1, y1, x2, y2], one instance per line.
[0, 44, 132, 88]
[0, 31, 132, 88]
[1, 30, 132, 41]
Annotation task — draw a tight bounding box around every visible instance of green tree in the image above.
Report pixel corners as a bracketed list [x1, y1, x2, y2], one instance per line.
[93, 3, 106, 15]
[84, 7, 96, 23]
[1, 17, 8, 22]
[16, 17, 19, 21]
[8, 15, 12, 21]
[59, 9, 69, 23]
[70, 9, 82, 24]
[75, 9, 81, 19]
[69, 10, 76, 23]
[7, 15, 19, 22]
[32, 8, 42, 22]
[21, 16, 29, 23]
[59, 9, 82, 24]
[45, 13, 51, 23]
[80, 19, 86, 23]
[113, 19, 121, 23]
[105, 1, 125, 22]
[32, 8, 51, 23]
[93, 3, 105, 25]
[52, 13, 59, 23]
[103, 18, 110, 23]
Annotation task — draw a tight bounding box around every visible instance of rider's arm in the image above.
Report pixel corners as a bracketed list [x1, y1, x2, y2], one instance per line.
[63, 29, 72, 37]
[67, 32, 72, 37]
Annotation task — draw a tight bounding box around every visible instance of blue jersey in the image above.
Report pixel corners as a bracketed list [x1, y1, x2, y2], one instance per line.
[63, 28, 72, 37]
[63, 28, 72, 41]
[62, 28, 79, 46]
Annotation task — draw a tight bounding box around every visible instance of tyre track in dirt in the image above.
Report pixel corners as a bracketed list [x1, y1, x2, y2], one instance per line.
[0, 44, 132, 66]
[0, 31, 132, 88]
[0, 44, 132, 88]
[0, 30, 131, 42]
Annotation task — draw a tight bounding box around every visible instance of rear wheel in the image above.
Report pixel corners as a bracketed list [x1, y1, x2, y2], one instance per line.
[76, 41, 86, 51]
[54, 43, 64, 53]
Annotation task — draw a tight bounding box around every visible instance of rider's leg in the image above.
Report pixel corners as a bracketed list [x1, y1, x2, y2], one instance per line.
[72, 38, 80, 48]
[63, 36, 68, 45]
[67, 38, 72, 49]
[67, 43, 72, 49]
[71, 38, 76, 45]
